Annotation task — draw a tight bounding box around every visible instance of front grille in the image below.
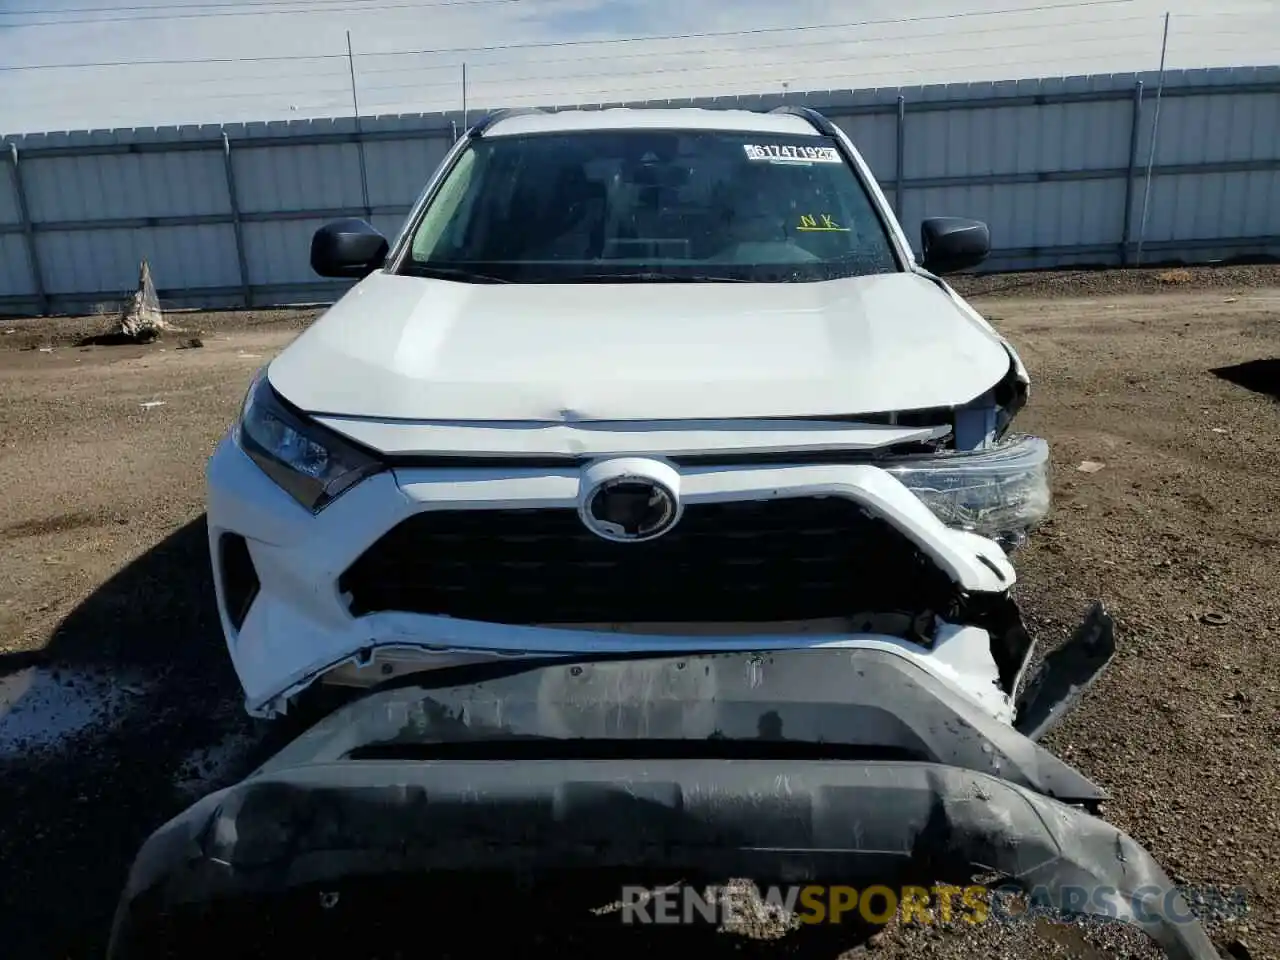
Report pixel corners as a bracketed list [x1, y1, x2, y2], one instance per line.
[339, 497, 957, 624]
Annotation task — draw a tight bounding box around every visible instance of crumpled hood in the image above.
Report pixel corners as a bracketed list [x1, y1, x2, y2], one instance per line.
[268, 270, 1013, 422]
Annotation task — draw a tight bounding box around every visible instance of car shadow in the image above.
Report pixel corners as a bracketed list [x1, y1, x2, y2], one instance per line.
[0, 514, 285, 959]
[0, 515, 218, 674]
[1211, 358, 1280, 402]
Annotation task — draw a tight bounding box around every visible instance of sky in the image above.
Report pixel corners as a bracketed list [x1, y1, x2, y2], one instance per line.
[0, 0, 1277, 135]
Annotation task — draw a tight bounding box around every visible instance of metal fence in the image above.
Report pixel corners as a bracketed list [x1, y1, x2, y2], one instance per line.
[2, 64, 1278, 317]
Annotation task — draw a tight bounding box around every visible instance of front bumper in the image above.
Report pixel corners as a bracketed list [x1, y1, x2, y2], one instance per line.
[207, 434, 1031, 719]
[108, 756, 1218, 960]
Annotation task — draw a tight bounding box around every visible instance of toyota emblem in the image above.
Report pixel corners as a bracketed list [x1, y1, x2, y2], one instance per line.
[581, 476, 680, 542]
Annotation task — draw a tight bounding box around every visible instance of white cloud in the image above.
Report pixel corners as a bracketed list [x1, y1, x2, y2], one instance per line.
[0, 0, 1276, 134]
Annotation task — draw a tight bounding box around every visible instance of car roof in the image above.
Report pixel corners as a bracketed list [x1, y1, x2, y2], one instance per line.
[482, 107, 822, 139]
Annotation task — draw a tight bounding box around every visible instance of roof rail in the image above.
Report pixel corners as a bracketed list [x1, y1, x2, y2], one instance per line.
[468, 107, 546, 138]
[769, 105, 838, 138]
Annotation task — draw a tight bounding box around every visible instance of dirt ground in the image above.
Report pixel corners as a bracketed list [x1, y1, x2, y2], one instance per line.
[0, 265, 1278, 959]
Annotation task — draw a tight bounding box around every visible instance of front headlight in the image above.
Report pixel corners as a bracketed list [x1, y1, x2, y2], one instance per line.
[232, 369, 382, 512]
[884, 435, 1051, 547]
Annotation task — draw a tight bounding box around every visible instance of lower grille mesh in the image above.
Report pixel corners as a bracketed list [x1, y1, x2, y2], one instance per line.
[339, 497, 955, 624]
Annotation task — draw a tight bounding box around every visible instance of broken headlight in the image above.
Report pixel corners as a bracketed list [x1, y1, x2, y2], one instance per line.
[233, 369, 382, 513]
[884, 434, 1050, 546]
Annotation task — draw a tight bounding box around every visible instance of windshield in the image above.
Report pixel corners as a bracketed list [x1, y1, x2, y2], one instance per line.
[399, 128, 899, 283]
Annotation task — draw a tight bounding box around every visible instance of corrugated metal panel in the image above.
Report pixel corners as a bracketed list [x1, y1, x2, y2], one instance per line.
[905, 98, 1134, 178]
[370, 213, 409, 241]
[35, 225, 239, 295]
[362, 135, 452, 208]
[241, 219, 330, 285]
[0, 234, 34, 294]
[231, 143, 366, 214]
[0, 162, 20, 225]
[21, 150, 227, 222]
[1132, 170, 1280, 243]
[1, 66, 1278, 313]
[1155, 92, 1280, 164]
[832, 113, 896, 181]
[902, 179, 1126, 257]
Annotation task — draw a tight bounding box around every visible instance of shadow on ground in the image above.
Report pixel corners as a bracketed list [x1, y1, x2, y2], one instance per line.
[0, 515, 217, 674]
[1211, 358, 1280, 402]
[0, 515, 281, 959]
[75, 331, 159, 347]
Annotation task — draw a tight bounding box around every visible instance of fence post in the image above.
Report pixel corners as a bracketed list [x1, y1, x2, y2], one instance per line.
[894, 95, 906, 223]
[221, 133, 253, 308]
[1135, 12, 1171, 268]
[1119, 79, 1144, 266]
[347, 30, 372, 221]
[6, 143, 48, 316]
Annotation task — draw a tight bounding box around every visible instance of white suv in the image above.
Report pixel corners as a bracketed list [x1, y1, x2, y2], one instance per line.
[207, 105, 1050, 719]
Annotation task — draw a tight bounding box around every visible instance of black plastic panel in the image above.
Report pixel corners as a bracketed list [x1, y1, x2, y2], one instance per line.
[339, 498, 957, 624]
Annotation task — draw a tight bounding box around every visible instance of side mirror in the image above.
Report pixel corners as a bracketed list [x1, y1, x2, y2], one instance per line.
[920, 217, 990, 275]
[310, 219, 389, 279]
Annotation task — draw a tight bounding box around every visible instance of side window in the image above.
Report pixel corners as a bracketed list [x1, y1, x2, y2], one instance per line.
[410, 147, 479, 262]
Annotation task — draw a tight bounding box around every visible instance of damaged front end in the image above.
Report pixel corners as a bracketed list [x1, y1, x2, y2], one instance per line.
[222, 418, 1054, 720]
[884, 432, 1049, 550]
[108, 627, 1215, 960]
[883, 342, 1043, 550]
[811, 345, 1044, 550]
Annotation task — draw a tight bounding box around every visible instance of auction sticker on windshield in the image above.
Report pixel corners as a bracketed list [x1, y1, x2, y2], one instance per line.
[743, 143, 841, 163]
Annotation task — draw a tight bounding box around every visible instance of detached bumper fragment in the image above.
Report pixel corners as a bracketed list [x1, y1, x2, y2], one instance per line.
[109, 759, 1217, 960]
[1015, 601, 1117, 741]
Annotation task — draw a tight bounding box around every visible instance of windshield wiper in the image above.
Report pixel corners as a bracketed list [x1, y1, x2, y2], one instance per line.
[403, 264, 511, 283]
[572, 272, 752, 283]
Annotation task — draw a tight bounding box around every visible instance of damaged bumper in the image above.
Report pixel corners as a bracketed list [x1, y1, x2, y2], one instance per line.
[107, 762, 1214, 960]
[108, 646, 1214, 959]
[208, 430, 1047, 719]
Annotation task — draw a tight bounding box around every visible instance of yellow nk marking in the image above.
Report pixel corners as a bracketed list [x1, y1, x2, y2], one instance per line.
[798, 213, 849, 232]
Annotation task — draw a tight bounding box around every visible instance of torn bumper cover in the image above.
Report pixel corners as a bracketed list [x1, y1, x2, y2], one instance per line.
[108, 758, 1218, 960]
[109, 645, 1208, 960]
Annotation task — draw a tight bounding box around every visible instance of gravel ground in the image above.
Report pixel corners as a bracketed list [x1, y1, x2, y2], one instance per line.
[1, 266, 1278, 959]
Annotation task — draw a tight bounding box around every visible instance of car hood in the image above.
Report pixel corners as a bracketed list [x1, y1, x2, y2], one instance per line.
[267, 271, 1013, 422]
